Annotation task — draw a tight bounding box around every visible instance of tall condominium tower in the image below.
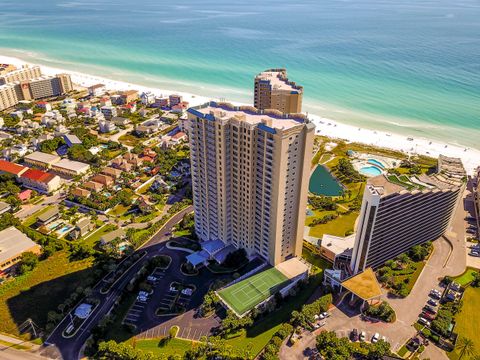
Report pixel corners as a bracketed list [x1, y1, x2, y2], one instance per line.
[350, 172, 463, 274]
[187, 102, 315, 265]
[254, 69, 303, 114]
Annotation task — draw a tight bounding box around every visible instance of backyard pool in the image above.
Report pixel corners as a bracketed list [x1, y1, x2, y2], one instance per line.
[309, 165, 343, 196]
[360, 166, 383, 177]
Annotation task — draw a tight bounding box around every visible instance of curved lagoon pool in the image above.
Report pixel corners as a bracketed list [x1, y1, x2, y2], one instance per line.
[360, 166, 383, 177]
[309, 165, 343, 196]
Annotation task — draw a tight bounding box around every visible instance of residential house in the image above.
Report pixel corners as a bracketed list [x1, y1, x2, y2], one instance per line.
[36, 101, 52, 111]
[68, 218, 93, 240]
[100, 106, 117, 120]
[160, 112, 178, 124]
[63, 134, 82, 147]
[91, 174, 114, 187]
[111, 117, 130, 126]
[88, 84, 106, 97]
[17, 189, 32, 202]
[110, 158, 133, 172]
[100, 229, 126, 246]
[171, 101, 189, 113]
[101, 167, 122, 179]
[169, 94, 182, 107]
[119, 90, 138, 105]
[140, 91, 155, 105]
[152, 97, 169, 108]
[36, 206, 60, 226]
[0, 201, 11, 215]
[99, 120, 117, 133]
[71, 187, 91, 198]
[83, 181, 104, 193]
[170, 131, 187, 145]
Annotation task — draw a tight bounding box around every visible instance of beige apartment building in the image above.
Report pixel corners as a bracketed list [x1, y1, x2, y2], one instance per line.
[188, 102, 315, 266]
[0, 65, 41, 85]
[254, 68, 303, 114]
[15, 74, 73, 101]
[0, 84, 19, 111]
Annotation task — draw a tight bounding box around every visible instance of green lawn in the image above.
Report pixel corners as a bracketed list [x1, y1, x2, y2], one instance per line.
[22, 205, 56, 227]
[108, 204, 131, 217]
[134, 338, 197, 358]
[447, 286, 480, 360]
[302, 246, 331, 274]
[453, 268, 478, 286]
[0, 251, 97, 337]
[218, 268, 289, 316]
[118, 133, 141, 147]
[82, 224, 117, 248]
[309, 211, 359, 238]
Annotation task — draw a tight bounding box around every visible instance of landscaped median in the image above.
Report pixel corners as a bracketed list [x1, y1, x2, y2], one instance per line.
[100, 251, 147, 294]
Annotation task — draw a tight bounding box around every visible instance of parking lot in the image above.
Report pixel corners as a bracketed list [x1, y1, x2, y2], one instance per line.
[123, 268, 166, 327]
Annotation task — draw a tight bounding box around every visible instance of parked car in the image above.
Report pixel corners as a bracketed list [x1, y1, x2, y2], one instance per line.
[321, 312, 329, 319]
[372, 333, 380, 343]
[146, 275, 157, 283]
[422, 312, 435, 320]
[351, 328, 359, 341]
[429, 290, 441, 299]
[360, 331, 366, 342]
[418, 317, 431, 327]
[470, 251, 480, 257]
[427, 299, 439, 307]
[424, 305, 437, 314]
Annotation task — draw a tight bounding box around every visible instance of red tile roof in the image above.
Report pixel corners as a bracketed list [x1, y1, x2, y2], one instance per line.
[172, 131, 187, 140]
[18, 189, 32, 201]
[0, 160, 26, 175]
[21, 168, 56, 183]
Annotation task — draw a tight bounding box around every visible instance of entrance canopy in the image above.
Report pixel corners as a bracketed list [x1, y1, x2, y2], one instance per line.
[341, 268, 382, 301]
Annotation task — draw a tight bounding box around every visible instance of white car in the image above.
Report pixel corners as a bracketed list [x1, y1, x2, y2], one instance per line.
[360, 331, 366, 341]
[321, 311, 329, 319]
[137, 295, 148, 302]
[418, 317, 431, 327]
[372, 333, 380, 343]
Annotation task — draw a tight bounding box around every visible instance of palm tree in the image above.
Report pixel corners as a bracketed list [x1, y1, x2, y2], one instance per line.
[456, 337, 475, 359]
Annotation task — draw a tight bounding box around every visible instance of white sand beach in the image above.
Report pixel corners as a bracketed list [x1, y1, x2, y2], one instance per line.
[1, 54, 479, 174]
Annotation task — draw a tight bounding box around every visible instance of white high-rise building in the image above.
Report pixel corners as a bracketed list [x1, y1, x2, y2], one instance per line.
[188, 102, 315, 266]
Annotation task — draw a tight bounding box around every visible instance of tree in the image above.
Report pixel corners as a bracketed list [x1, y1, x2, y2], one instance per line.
[18, 251, 39, 274]
[220, 310, 253, 334]
[316, 331, 352, 360]
[456, 337, 475, 360]
[365, 339, 391, 359]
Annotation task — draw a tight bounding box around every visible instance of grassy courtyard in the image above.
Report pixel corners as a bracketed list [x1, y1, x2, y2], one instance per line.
[134, 338, 197, 358]
[308, 211, 359, 238]
[447, 286, 480, 360]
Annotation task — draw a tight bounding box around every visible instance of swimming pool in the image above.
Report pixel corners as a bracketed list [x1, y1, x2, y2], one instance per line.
[360, 166, 383, 177]
[58, 226, 71, 234]
[309, 165, 343, 196]
[367, 159, 385, 169]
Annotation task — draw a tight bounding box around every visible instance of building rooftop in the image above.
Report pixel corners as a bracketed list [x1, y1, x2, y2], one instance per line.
[0, 201, 11, 212]
[321, 233, 356, 257]
[0, 160, 26, 176]
[37, 206, 59, 223]
[64, 134, 82, 145]
[52, 158, 90, 173]
[341, 268, 383, 301]
[188, 101, 310, 131]
[0, 227, 38, 265]
[101, 229, 126, 244]
[21, 168, 56, 183]
[255, 68, 303, 93]
[24, 151, 61, 165]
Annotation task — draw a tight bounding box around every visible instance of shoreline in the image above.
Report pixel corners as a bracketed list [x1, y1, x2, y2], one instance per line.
[1, 54, 478, 175]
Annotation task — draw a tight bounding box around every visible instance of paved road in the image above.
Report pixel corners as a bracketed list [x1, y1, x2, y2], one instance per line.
[280, 190, 469, 360]
[40, 206, 193, 360]
[15, 192, 64, 221]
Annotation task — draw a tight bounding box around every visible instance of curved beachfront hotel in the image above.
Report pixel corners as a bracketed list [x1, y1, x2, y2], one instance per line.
[350, 173, 462, 273]
[187, 102, 314, 266]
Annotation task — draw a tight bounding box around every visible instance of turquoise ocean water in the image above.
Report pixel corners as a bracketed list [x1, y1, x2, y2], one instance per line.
[0, 0, 479, 148]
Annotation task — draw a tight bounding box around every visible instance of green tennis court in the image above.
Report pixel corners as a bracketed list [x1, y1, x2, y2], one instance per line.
[217, 267, 290, 316]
